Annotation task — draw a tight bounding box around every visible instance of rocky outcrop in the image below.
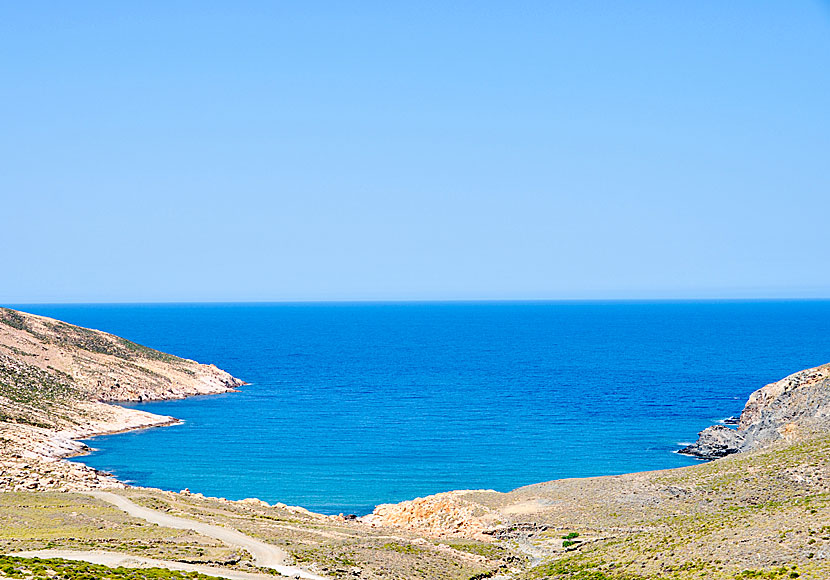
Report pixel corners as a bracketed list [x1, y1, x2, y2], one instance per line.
[0, 452, 123, 491]
[680, 363, 830, 460]
[679, 425, 745, 460]
[362, 491, 500, 541]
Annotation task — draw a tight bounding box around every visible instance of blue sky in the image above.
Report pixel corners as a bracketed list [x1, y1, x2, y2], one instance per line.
[1, 1, 829, 303]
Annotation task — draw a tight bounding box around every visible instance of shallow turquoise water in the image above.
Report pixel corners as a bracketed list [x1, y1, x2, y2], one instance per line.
[13, 301, 830, 514]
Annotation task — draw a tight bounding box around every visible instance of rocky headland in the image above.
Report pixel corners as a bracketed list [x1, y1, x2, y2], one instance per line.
[679, 362, 830, 460]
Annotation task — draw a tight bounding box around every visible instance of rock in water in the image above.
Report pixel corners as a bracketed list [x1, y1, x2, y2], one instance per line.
[679, 425, 744, 460]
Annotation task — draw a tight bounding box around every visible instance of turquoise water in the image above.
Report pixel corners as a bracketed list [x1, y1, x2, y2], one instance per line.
[12, 301, 830, 515]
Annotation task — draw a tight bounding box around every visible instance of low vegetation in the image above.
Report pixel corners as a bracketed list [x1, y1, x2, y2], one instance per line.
[0, 493, 236, 566]
[0, 555, 225, 580]
[0, 354, 80, 428]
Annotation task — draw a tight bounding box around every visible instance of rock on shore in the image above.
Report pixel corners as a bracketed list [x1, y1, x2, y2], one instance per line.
[680, 363, 830, 460]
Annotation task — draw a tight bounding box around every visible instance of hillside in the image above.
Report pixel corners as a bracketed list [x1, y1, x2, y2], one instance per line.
[0, 307, 243, 406]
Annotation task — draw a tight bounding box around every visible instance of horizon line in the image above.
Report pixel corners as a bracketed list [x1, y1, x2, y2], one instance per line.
[5, 296, 830, 307]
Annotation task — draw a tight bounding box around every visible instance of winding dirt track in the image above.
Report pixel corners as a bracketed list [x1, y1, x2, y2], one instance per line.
[33, 491, 328, 580]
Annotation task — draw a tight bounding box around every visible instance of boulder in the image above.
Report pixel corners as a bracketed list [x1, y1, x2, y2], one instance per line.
[679, 425, 744, 460]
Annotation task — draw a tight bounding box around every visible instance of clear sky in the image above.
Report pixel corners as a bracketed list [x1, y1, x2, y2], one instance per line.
[1, 1, 828, 303]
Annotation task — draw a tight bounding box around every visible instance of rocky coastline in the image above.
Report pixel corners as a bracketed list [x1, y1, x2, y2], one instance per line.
[679, 362, 830, 460]
[0, 307, 245, 492]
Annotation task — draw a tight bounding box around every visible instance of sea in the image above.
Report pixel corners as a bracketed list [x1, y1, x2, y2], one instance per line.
[11, 301, 830, 515]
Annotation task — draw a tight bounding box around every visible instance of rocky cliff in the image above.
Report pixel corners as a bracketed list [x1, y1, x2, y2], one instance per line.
[680, 362, 830, 460]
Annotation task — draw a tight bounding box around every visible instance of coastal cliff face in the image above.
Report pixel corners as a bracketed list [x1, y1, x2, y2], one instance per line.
[680, 363, 830, 460]
[0, 307, 245, 491]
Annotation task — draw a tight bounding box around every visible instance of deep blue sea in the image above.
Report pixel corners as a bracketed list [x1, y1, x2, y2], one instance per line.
[11, 301, 830, 515]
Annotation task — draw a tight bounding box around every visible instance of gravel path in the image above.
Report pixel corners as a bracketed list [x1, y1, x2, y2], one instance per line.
[82, 491, 327, 580]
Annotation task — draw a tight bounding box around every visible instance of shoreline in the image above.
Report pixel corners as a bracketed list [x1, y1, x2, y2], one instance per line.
[46, 384, 727, 514]
[0, 401, 198, 492]
[60, 416, 184, 459]
[51, 390, 705, 520]
[0, 306, 248, 493]
[14, 352, 827, 525]
[14, 393, 333, 519]
[16, 358, 828, 560]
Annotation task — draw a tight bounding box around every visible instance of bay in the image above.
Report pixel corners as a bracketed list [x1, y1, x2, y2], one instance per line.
[13, 301, 830, 514]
